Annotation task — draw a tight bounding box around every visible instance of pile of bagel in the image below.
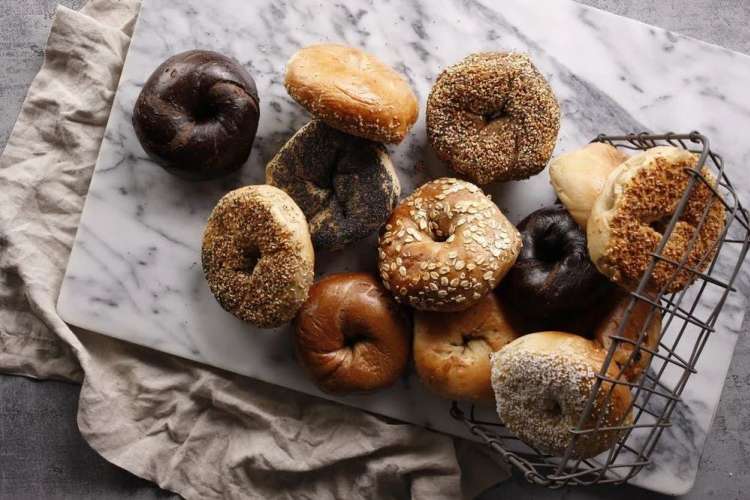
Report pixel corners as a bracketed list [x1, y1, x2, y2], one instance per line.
[132, 44, 726, 460]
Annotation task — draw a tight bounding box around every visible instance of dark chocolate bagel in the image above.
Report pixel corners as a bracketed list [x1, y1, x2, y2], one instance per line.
[266, 120, 400, 251]
[133, 50, 260, 181]
[498, 205, 612, 329]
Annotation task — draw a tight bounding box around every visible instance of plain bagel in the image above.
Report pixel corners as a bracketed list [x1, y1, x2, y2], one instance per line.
[285, 44, 418, 143]
[549, 143, 629, 228]
[414, 292, 523, 401]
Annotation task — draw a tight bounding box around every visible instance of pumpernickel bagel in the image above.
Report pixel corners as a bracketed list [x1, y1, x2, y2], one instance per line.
[133, 50, 260, 180]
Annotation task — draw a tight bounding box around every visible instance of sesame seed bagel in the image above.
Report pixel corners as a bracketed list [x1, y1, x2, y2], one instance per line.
[427, 52, 560, 185]
[266, 121, 400, 251]
[414, 292, 523, 402]
[202, 185, 314, 328]
[285, 44, 418, 144]
[378, 178, 521, 312]
[588, 146, 726, 293]
[491, 332, 633, 459]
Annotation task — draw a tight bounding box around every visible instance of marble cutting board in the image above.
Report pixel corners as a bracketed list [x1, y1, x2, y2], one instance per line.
[57, 0, 750, 494]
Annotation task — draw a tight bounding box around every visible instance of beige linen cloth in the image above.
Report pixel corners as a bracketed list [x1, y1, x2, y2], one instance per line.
[0, 1, 508, 498]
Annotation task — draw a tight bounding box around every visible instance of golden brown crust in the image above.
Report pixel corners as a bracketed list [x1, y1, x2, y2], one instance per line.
[285, 44, 418, 144]
[201, 185, 314, 328]
[414, 293, 522, 401]
[594, 291, 662, 382]
[491, 332, 633, 459]
[549, 143, 629, 228]
[426, 52, 560, 185]
[294, 273, 411, 394]
[588, 146, 726, 293]
[378, 178, 522, 312]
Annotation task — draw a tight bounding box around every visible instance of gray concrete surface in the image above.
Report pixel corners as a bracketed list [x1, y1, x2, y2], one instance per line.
[0, 1, 748, 499]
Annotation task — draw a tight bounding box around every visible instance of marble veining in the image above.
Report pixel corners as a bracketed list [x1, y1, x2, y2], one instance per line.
[57, 0, 750, 495]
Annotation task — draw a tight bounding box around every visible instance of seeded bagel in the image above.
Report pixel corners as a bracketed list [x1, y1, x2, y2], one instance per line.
[427, 52, 560, 185]
[202, 185, 314, 328]
[266, 121, 400, 251]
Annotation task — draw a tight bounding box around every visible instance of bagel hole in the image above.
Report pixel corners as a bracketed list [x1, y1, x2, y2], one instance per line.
[192, 100, 218, 122]
[343, 331, 370, 349]
[536, 235, 564, 263]
[649, 215, 674, 234]
[240, 247, 260, 275]
[482, 108, 507, 123]
[430, 226, 450, 243]
[542, 398, 562, 417]
[450, 334, 473, 348]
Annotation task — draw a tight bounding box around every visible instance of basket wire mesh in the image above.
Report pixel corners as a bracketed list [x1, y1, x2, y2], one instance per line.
[450, 132, 750, 487]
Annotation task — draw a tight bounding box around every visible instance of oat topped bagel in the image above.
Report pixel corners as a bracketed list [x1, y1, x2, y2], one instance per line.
[378, 178, 521, 312]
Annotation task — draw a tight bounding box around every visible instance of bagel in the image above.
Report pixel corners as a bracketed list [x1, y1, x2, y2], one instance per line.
[491, 332, 633, 459]
[133, 50, 260, 180]
[201, 185, 314, 328]
[549, 143, 629, 228]
[426, 52, 560, 184]
[266, 121, 400, 251]
[414, 293, 523, 401]
[294, 273, 411, 394]
[285, 44, 418, 143]
[594, 292, 662, 382]
[498, 205, 612, 330]
[378, 178, 521, 312]
[588, 146, 726, 293]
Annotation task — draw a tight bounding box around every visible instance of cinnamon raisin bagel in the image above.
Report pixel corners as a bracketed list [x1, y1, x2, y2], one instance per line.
[594, 292, 662, 382]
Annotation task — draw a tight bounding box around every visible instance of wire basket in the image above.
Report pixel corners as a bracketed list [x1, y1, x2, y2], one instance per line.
[450, 132, 750, 487]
